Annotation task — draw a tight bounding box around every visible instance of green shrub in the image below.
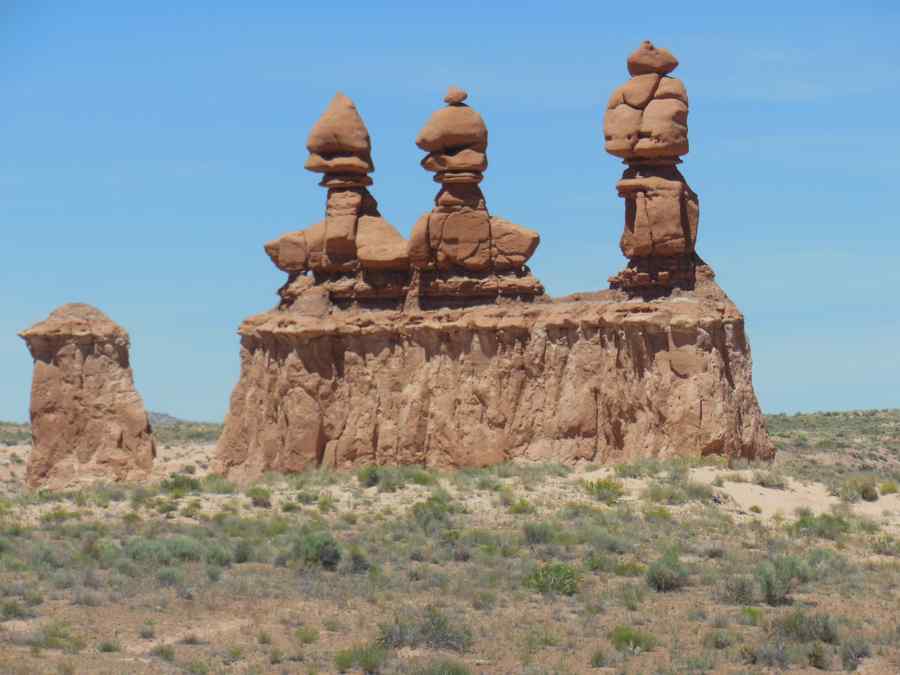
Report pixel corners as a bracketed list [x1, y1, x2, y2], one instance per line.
[295, 625, 319, 644]
[645, 548, 687, 591]
[233, 539, 255, 564]
[879, 480, 898, 495]
[589, 648, 608, 667]
[292, 530, 341, 570]
[411, 658, 472, 675]
[613, 560, 645, 577]
[357, 466, 381, 487]
[583, 478, 625, 505]
[524, 562, 579, 596]
[840, 636, 871, 671]
[618, 583, 645, 611]
[97, 639, 121, 653]
[790, 509, 851, 540]
[508, 498, 534, 514]
[523, 521, 555, 546]
[608, 625, 656, 653]
[775, 610, 839, 644]
[720, 575, 756, 604]
[739, 606, 764, 626]
[703, 629, 735, 650]
[150, 643, 176, 661]
[378, 605, 472, 653]
[335, 643, 387, 673]
[836, 475, 879, 503]
[756, 554, 808, 606]
[412, 493, 453, 534]
[200, 475, 236, 494]
[245, 486, 272, 508]
[753, 471, 787, 489]
[27, 621, 85, 653]
[160, 474, 201, 497]
[156, 566, 184, 587]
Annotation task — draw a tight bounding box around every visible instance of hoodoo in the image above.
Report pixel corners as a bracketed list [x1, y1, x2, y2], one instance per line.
[215, 72, 771, 482]
[19, 304, 155, 489]
[604, 41, 698, 291]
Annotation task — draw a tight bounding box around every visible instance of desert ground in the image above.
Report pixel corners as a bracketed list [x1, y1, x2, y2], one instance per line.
[0, 411, 898, 674]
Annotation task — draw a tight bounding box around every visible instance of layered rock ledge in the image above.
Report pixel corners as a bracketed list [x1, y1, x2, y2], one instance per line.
[214, 267, 771, 481]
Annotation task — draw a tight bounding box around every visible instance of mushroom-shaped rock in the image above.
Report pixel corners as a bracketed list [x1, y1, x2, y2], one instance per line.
[19, 304, 156, 489]
[416, 106, 488, 153]
[627, 41, 679, 76]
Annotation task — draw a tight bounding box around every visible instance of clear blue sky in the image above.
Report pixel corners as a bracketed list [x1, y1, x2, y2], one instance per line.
[2, 1, 898, 422]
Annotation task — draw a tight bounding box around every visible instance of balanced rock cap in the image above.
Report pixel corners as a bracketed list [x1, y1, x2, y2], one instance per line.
[19, 303, 128, 344]
[627, 41, 679, 76]
[416, 88, 488, 153]
[444, 86, 468, 105]
[305, 92, 371, 156]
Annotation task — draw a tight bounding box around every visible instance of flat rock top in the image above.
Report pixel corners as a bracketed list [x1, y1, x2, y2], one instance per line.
[240, 268, 742, 338]
[19, 303, 129, 342]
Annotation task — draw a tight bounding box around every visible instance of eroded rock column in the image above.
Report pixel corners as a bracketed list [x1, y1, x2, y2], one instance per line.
[19, 304, 155, 489]
[604, 41, 699, 291]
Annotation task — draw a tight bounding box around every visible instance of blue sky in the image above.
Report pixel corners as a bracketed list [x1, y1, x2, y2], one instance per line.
[2, 1, 898, 421]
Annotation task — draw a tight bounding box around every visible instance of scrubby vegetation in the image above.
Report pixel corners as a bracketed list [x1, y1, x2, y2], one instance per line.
[0, 409, 896, 671]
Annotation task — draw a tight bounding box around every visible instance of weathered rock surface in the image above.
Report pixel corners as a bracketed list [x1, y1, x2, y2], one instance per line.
[214, 268, 771, 481]
[19, 304, 155, 489]
[266, 92, 410, 306]
[604, 41, 699, 292]
[409, 88, 544, 299]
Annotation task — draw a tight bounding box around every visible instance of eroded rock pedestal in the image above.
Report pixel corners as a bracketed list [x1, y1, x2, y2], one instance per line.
[604, 41, 699, 292]
[215, 268, 771, 481]
[19, 304, 156, 489]
[408, 88, 543, 302]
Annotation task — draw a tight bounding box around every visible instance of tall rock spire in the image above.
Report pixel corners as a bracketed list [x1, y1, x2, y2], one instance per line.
[604, 41, 698, 292]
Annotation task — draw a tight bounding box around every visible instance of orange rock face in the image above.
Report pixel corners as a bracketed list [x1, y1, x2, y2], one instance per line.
[19, 304, 156, 489]
[214, 269, 772, 482]
[409, 88, 543, 299]
[604, 41, 699, 292]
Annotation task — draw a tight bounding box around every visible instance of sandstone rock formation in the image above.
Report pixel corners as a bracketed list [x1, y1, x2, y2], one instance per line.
[604, 41, 699, 291]
[408, 87, 543, 301]
[214, 267, 771, 481]
[264, 93, 410, 307]
[19, 304, 155, 489]
[215, 69, 772, 481]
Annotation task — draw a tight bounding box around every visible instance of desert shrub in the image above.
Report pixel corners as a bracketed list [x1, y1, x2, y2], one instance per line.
[790, 510, 850, 540]
[618, 583, 645, 610]
[291, 530, 341, 570]
[524, 562, 579, 595]
[233, 539, 255, 564]
[378, 605, 472, 653]
[583, 478, 625, 505]
[720, 574, 756, 604]
[753, 471, 787, 489]
[156, 566, 184, 587]
[646, 548, 687, 591]
[200, 475, 236, 494]
[615, 458, 662, 478]
[245, 486, 272, 508]
[879, 480, 898, 495]
[587, 527, 630, 554]
[589, 648, 608, 667]
[872, 534, 900, 556]
[739, 606, 764, 626]
[608, 625, 656, 653]
[703, 628, 735, 650]
[204, 543, 232, 567]
[150, 644, 176, 661]
[756, 554, 808, 606]
[357, 466, 381, 487]
[27, 620, 85, 653]
[412, 492, 453, 534]
[160, 474, 201, 497]
[334, 643, 387, 673]
[523, 521, 556, 546]
[742, 640, 789, 668]
[840, 636, 871, 671]
[295, 625, 319, 644]
[507, 498, 534, 514]
[410, 658, 472, 675]
[1, 600, 31, 620]
[643, 479, 713, 505]
[97, 639, 121, 652]
[835, 475, 879, 503]
[775, 610, 840, 644]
